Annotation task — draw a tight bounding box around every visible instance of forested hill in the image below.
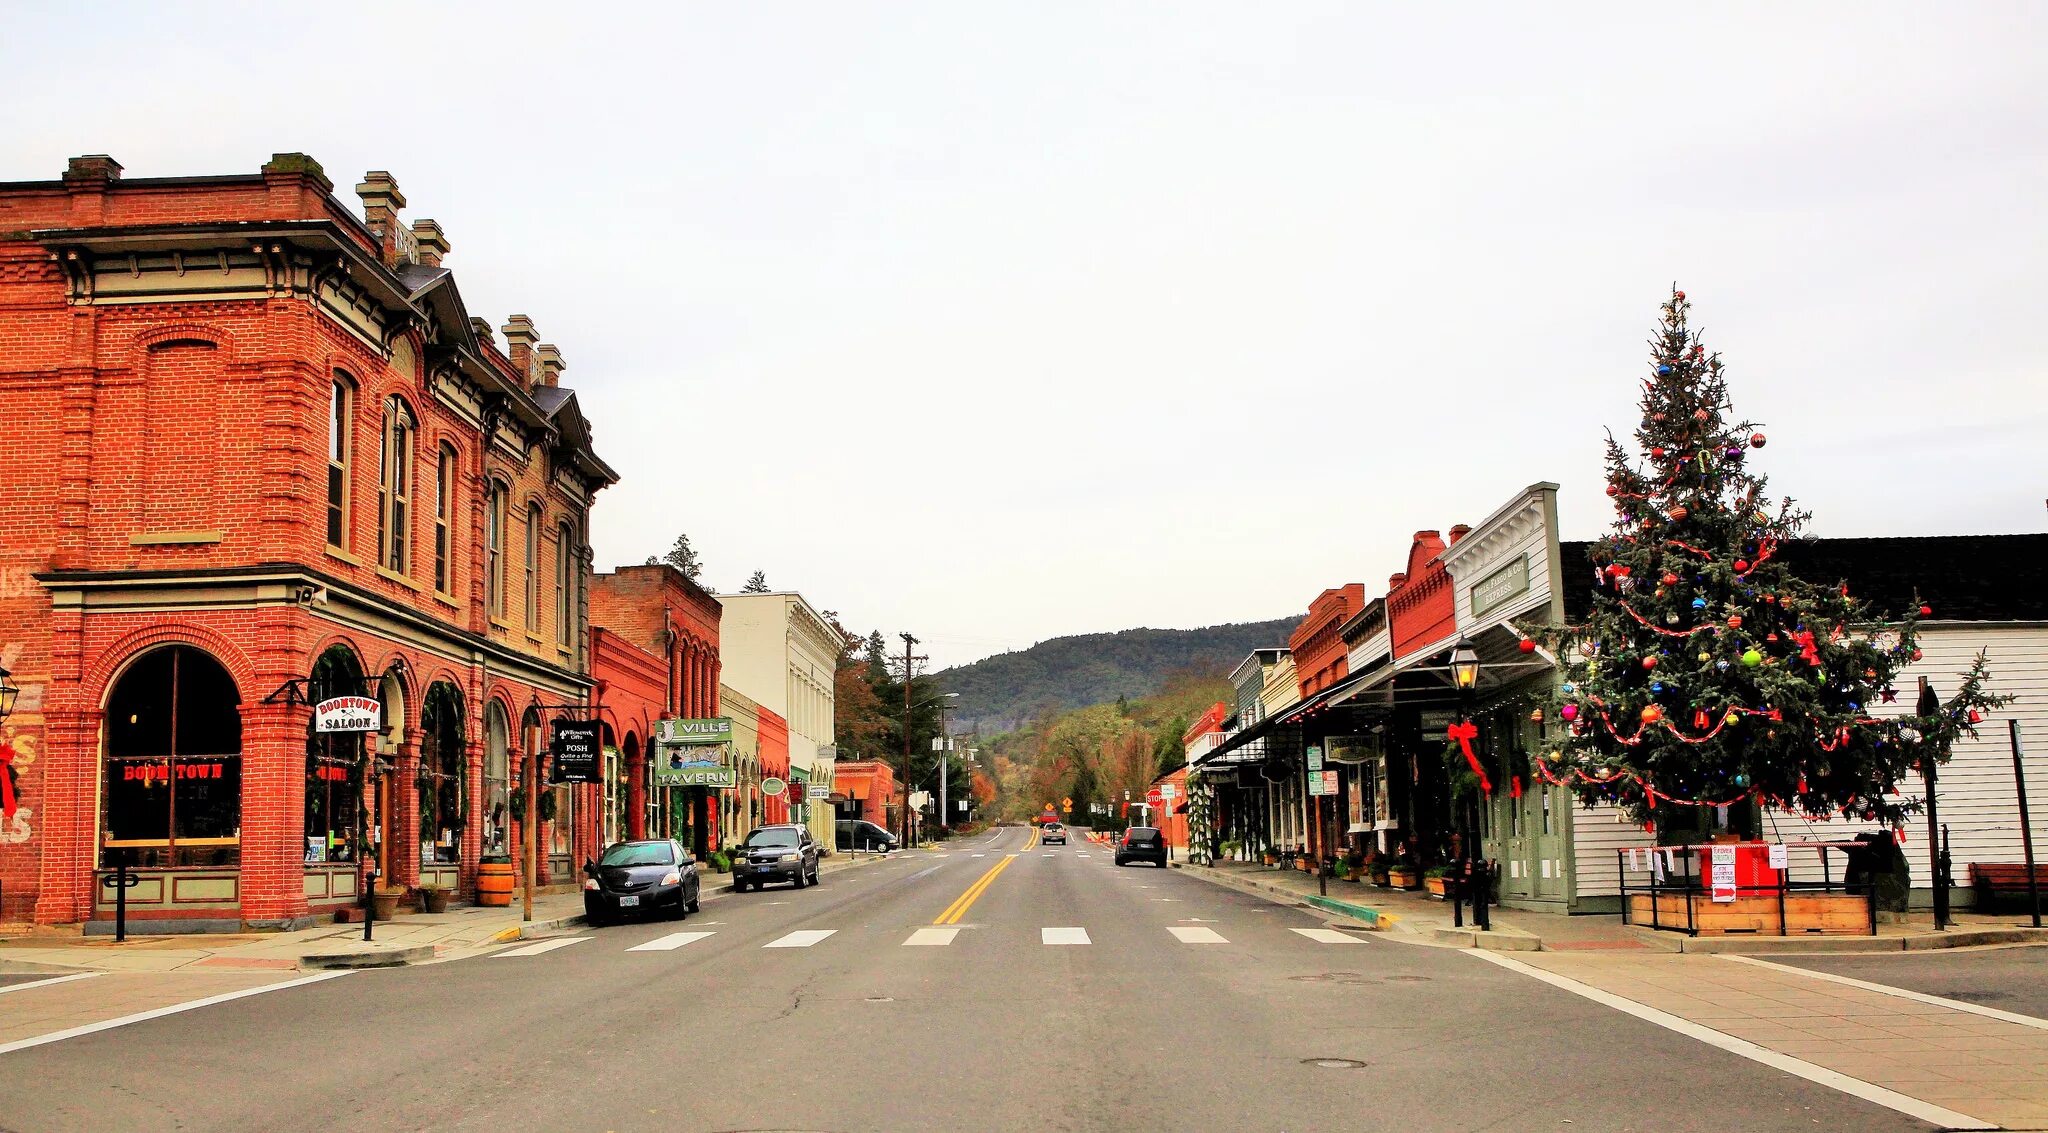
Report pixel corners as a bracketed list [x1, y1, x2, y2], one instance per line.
[939, 618, 1299, 733]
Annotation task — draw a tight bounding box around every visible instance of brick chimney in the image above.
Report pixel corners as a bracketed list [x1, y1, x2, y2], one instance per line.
[535, 344, 565, 388]
[501, 315, 538, 380]
[1448, 523, 1473, 545]
[469, 317, 497, 352]
[1389, 573, 1407, 589]
[63, 155, 123, 183]
[354, 171, 407, 267]
[411, 219, 450, 268]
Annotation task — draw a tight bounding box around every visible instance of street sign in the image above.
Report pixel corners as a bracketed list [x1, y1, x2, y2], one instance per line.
[313, 695, 381, 734]
[1306, 745, 1324, 771]
[549, 719, 602, 784]
[1160, 783, 1177, 800]
[1061, 796, 1072, 809]
[761, 777, 788, 797]
[932, 737, 945, 751]
[1146, 787, 1163, 807]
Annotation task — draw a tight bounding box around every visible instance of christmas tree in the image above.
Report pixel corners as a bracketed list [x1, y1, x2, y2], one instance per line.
[1537, 288, 2006, 831]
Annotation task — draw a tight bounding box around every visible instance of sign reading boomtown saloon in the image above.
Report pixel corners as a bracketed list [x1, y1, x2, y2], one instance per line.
[313, 696, 381, 734]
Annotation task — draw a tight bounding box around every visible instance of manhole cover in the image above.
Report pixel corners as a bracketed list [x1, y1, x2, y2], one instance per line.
[1301, 1058, 1368, 1069]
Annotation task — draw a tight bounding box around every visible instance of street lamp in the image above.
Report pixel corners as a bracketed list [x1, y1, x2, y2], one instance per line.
[1448, 640, 1488, 931]
[0, 666, 18, 720]
[1450, 640, 1481, 692]
[1917, 677, 1950, 930]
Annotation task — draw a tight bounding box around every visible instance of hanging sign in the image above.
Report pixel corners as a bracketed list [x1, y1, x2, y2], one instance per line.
[313, 696, 381, 734]
[807, 784, 831, 800]
[656, 717, 734, 745]
[549, 719, 602, 784]
[761, 777, 788, 797]
[1325, 735, 1379, 764]
[655, 743, 737, 788]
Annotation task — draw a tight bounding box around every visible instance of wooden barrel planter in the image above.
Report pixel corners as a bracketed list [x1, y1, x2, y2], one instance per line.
[477, 861, 515, 907]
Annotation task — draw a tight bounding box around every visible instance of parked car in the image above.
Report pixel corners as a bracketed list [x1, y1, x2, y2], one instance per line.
[734, 824, 821, 891]
[1115, 826, 1168, 868]
[584, 839, 700, 925]
[1040, 822, 1067, 845]
[836, 819, 899, 853]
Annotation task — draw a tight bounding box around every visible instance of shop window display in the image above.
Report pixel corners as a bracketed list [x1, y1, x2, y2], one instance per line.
[304, 646, 364, 864]
[102, 646, 242, 868]
[418, 682, 466, 865]
[484, 702, 511, 855]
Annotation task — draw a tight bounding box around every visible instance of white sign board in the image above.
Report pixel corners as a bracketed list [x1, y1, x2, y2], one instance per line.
[1710, 846, 1738, 903]
[1322, 770, 1339, 795]
[807, 784, 831, 800]
[313, 696, 381, 734]
[1305, 745, 1323, 772]
[1768, 842, 1788, 871]
[1160, 783, 1177, 800]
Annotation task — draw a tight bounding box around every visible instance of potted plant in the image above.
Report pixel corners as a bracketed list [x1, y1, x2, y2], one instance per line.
[418, 884, 451, 914]
[370, 883, 405, 920]
[1367, 851, 1391, 888]
[1218, 839, 1240, 862]
[1388, 856, 1422, 890]
[1424, 866, 1451, 898]
[1261, 846, 1279, 867]
[708, 850, 731, 874]
[1340, 850, 1366, 882]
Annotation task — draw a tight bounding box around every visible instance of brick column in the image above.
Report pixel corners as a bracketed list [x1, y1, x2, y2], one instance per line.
[627, 747, 647, 840]
[32, 706, 101, 925]
[391, 738, 419, 890]
[239, 700, 311, 928]
[461, 726, 484, 899]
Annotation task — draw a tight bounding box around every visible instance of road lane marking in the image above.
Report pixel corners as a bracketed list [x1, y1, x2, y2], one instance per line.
[0, 971, 353, 1057]
[972, 853, 986, 858]
[496, 936, 591, 957]
[764, 930, 836, 948]
[1042, 927, 1090, 945]
[1469, 950, 1994, 1132]
[904, 927, 960, 946]
[935, 854, 1018, 925]
[0, 972, 101, 996]
[1168, 927, 1228, 944]
[626, 931, 717, 952]
[1291, 928, 1364, 944]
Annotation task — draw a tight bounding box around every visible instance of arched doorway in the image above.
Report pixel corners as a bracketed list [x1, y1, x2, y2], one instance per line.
[418, 683, 466, 890]
[102, 645, 243, 869]
[619, 732, 641, 842]
[304, 646, 367, 907]
[483, 702, 512, 858]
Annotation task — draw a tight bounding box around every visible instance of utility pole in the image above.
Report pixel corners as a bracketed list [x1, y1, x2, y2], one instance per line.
[900, 632, 925, 849]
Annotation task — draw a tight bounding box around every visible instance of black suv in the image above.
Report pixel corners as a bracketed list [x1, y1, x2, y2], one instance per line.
[1115, 826, 1168, 868]
[733, 824, 821, 891]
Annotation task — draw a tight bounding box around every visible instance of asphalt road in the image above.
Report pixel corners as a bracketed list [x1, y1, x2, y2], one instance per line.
[1775, 944, 2048, 1021]
[0, 826, 1931, 1133]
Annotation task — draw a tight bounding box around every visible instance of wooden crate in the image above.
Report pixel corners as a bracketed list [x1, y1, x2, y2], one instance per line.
[1627, 892, 1871, 935]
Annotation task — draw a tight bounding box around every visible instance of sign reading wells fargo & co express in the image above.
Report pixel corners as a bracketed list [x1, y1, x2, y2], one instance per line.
[1470, 554, 1530, 619]
[549, 719, 602, 784]
[656, 717, 734, 746]
[313, 695, 381, 734]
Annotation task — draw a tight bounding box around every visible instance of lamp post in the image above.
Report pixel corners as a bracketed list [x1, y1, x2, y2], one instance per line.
[1449, 640, 1487, 931]
[1918, 677, 1950, 930]
[0, 666, 18, 721]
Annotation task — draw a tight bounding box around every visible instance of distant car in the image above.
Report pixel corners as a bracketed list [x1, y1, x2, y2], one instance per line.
[1115, 826, 1168, 868]
[837, 819, 899, 853]
[1041, 822, 1067, 845]
[584, 839, 700, 925]
[734, 824, 821, 891]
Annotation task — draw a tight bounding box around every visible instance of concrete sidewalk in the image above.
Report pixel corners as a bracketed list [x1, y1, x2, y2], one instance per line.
[0, 851, 886, 973]
[1179, 859, 2048, 954]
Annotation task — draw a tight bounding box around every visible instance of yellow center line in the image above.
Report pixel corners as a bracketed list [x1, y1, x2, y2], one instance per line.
[935, 853, 1018, 925]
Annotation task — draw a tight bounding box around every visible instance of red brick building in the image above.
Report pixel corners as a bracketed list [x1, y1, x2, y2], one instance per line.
[1288, 583, 1367, 698]
[588, 563, 721, 854]
[830, 760, 896, 831]
[0, 155, 616, 929]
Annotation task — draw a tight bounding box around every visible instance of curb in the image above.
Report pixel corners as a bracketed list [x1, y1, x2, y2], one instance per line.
[1641, 925, 2048, 954]
[1432, 927, 1541, 951]
[1178, 864, 1389, 929]
[300, 944, 434, 969]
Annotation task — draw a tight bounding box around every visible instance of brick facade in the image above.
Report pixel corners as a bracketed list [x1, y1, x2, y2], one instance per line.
[0, 155, 617, 928]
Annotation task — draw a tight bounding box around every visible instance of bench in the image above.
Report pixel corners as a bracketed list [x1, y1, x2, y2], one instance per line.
[1969, 863, 2048, 910]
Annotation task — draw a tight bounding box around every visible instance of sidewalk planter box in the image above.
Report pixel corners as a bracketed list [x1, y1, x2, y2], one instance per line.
[1426, 876, 1452, 898]
[1625, 892, 1872, 935]
[1369, 869, 1390, 888]
[1389, 867, 1421, 890]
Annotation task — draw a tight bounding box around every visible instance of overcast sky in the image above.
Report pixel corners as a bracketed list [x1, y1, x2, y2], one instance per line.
[8, 4, 2044, 669]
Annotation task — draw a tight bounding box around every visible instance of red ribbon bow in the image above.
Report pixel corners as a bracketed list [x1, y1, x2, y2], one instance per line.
[0, 740, 17, 819]
[1446, 721, 1491, 795]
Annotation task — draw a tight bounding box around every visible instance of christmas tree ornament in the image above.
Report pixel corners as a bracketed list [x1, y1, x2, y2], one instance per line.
[1652, 446, 1667, 458]
[1662, 572, 1680, 586]
[1560, 704, 1578, 720]
[1750, 433, 1766, 448]
[1968, 708, 1983, 724]
[1725, 446, 1744, 460]
[1693, 409, 1709, 421]
[1724, 711, 1741, 726]
[1642, 656, 1658, 670]
[1691, 597, 1707, 610]
[1529, 707, 1545, 723]
[1911, 649, 1923, 661]
[1727, 615, 1743, 629]
[1657, 365, 1672, 376]
[1693, 710, 1711, 729]
[1741, 649, 1763, 666]
[1670, 506, 1689, 521]
[1697, 651, 1711, 662]
[1734, 773, 1749, 788]
[1919, 605, 1932, 617]
[1651, 681, 1665, 693]
[1716, 660, 1730, 671]
[1664, 612, 1679, 625]
[1518, 638, 1536, 654]
[1641, 705, 1664, 724]
[1733, 559, 1750, 572]
[1606, 484, 1620, 497]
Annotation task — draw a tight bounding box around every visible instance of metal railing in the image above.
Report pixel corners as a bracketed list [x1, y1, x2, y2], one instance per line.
[1617, 841, 1877, 937]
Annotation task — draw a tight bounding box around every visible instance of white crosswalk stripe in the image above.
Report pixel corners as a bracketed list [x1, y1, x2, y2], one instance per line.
[1167, 926, 1228, 944]
[495, 937, 589, 957]
[764, 929, 836, 948]
[1042, 927, 1090, 945]
[1291, 928, 1364, 944]
[626, 931, 716, 952]
[903, 927, 959, 946]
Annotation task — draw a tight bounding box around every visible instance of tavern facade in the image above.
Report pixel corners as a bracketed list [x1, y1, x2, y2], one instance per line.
[0, 155, 616, 929]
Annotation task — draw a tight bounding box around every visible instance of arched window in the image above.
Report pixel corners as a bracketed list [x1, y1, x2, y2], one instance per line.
[327, 375, 353, 548]
[485, 482, 507, 618]
[102, 646, 242, 867]
[418, 683, 466, 865]
[433, 443, 457, 596]
[377, 396, 415, 574]
[555, 521, 576, 647]
[484, 701, 511, 856]
[305, 645, 365, 864]
[524, 503, 543, 632]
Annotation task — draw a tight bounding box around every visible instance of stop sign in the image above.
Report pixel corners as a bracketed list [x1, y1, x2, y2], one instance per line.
[1145, 787, 1163, 808]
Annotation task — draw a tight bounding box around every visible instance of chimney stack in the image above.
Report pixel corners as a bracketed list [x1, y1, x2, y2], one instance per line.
[63, 155, 124, 183]
[535, 344, 565, 388]
[469, 317, 497, 352]
[411, 219, 450, 268]
[1448, 524, 1473, 545]
[501, 315, 538, 380]
[354, 171, 408, 267]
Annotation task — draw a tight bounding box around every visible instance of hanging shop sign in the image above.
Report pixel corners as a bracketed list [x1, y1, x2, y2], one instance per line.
[761, 777, 788, 798]
[1324, 734, 1380, 764]
[549, 719, 602, 784]
[807, 784, 831, 800]
[313, 695, 381, 734]
[654, 743, 737, 788]
[656, 717, 734, 745]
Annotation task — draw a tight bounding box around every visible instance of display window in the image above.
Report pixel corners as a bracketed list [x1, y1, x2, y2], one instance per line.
[483, 702, 511, 855]
[304, 646, 365, 864]
[102, 646, 243, 868]
[418, 682, 466, 864]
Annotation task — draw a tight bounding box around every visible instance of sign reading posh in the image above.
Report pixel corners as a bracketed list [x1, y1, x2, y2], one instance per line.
[313, 696, 381, 734]
[550, 719, 602, 784]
